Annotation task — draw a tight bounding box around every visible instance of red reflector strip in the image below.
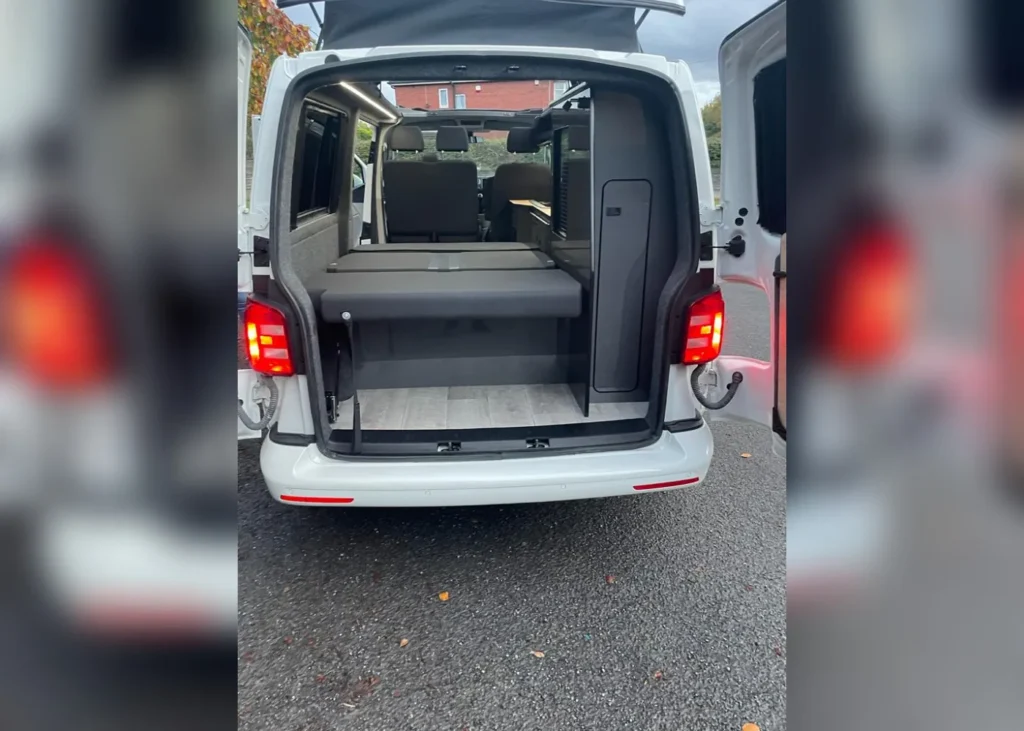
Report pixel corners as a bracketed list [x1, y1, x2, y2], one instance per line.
[280, 495, 355, 504]
[633, 476, 700, 491]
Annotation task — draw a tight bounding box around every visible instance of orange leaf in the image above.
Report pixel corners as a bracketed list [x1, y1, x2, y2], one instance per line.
[438, 591, 450, 601]
[740, 453, 752, 458]
[742, 724, 760, 731]
[399, 638, 409, 648]
[531, 650, 545, 658]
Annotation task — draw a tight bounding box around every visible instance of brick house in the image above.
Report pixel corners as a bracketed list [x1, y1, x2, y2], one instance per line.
[392, 80, 572, 111]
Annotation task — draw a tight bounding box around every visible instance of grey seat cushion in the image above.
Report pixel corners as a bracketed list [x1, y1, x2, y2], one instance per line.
[307, 269, 582, 322]
[328, 249, 555, 272]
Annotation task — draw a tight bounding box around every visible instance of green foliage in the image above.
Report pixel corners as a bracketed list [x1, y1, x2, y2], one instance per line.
[355, 122, 375, 161]
[701, 95, 722, 138]
[707, 136, 721, 165]
[238, 0, 314, 118]
[701, 94, 722, 168]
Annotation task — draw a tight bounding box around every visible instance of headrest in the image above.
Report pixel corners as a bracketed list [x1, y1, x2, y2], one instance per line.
[436, 126, 469, 152]
[389, 125, 424, 152]
[421, 153, 438, 162]
[566, 125, 590, 152]
[507, 127, 538, 153]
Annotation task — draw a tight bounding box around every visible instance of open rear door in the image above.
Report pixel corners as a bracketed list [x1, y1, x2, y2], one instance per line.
[238, 24, 261, 440]
[708, 1, 786, 455]
[238, 23, 254, 298]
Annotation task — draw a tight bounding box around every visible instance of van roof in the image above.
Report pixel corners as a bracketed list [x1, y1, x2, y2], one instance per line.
[280, 0, 642, 53]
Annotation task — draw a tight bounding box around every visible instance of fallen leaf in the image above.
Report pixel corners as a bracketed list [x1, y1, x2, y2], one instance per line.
[653, 670, 664, 681]
[742, 724, 760, 731]
[283, 636, 293, 645]
[774, 647, 783, 657]
[306, 638, 316, 647]
[745, 584, 754, 592]
[241, 651, 255, 663]
[531, 650, 545, 658]
[393, 689, 401, 698]
[400, 638, 409, 648]
[740, 453, 752, 458]
[438, 591, 450, 602]
[583, 633, 592, 641]
[316, 674, 327, 683]
[605, 575, 616, 584]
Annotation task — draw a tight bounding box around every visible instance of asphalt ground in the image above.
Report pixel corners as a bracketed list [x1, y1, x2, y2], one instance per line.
[238, 283, 786, 730]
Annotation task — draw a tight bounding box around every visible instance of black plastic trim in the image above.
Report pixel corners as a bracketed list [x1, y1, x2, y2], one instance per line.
[664, 414, 704, 433]
[326, 419, 654, 460]
[269, 425, 315, 446]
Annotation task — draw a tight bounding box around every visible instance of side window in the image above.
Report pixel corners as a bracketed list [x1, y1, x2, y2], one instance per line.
[553, 80, 570, 100]
[438, 88, 450, 109]
[753, 58, 786, 235]
[455, 93, 467, 109]
[291, 104, 343, 229]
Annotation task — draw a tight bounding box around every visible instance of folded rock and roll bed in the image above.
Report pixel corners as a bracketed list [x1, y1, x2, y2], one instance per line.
[306, 244, 582, 322]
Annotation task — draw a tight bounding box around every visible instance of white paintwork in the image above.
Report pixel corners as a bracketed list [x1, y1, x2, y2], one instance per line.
[238, 368, 262, 440]
[237, 26, 254, 295]
[37, 511, 237, 634]
[708, 1, 786, 442]
[260, 424, 713, 507]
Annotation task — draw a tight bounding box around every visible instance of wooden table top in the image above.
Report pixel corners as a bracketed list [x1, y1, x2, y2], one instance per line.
[509, 199, 552, 217]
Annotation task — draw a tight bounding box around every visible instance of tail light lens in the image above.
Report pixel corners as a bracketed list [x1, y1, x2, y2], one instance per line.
[1, 232, 113, 390]
[822, 220, 913, 368]
[683, 290, 725, 365]
[244, 297, 293, 376]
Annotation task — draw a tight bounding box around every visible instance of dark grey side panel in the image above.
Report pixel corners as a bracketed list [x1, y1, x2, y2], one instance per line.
[593, 180, 651, 393]
[351, 319, 563, 390]
[290, 217, 340, 283]
[588, 90, 676, 403]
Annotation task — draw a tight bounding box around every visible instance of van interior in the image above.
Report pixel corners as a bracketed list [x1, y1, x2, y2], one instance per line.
[271, 70, 698, 455]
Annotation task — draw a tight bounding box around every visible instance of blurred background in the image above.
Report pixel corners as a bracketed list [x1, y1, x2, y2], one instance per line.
[787, 0, 1024, 729]
[0, 0, 1021, 728]
[0, 0, 237, 729]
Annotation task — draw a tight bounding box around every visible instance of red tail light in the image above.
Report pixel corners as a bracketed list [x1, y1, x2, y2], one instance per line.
[682, 290, 725, 365]
[1, 232, 113, 390]
[822, 220, 913, 368]
[244, 298, 294, 376]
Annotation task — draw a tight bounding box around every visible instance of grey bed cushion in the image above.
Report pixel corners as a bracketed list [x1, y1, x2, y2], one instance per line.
[328, 249, 555, 272]
[307, 269, 583, 322]
[353, 242, 538, 253]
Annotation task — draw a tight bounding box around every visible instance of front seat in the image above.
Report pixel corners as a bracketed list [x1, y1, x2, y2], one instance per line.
[486, 127, 551, 242]
[430, 126, 480, 242]
[382, 125, 432, 242]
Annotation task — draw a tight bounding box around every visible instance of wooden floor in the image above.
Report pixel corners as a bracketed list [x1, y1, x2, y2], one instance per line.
[331, 384, 646, 430]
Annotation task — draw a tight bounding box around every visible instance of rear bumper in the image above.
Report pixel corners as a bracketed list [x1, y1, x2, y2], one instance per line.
[36, 512, 236, 640]
[260, 424, 714, 507]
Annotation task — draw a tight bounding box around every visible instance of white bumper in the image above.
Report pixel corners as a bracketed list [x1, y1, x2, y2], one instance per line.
[36, 512, 237, 638]
[260, 425, 714, 507]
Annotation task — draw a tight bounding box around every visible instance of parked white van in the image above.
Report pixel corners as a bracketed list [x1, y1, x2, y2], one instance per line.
[238, 0, 786, 507]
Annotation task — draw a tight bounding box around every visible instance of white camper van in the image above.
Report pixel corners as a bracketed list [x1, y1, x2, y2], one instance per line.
[238, 0, 786, 507]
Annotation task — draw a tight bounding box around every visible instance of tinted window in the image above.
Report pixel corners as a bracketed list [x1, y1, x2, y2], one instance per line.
[291, 104, 343, 228]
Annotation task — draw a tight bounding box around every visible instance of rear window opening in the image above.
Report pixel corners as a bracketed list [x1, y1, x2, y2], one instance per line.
[268, 55, 701, 458]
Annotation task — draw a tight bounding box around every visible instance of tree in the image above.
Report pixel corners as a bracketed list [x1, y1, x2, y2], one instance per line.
[238, 0, 314, 118]
[701, 94, 722, 138]
[701, 94, 722, 167]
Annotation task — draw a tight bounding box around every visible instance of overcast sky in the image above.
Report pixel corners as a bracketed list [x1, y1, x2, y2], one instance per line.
[277, 0, 773, 107]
